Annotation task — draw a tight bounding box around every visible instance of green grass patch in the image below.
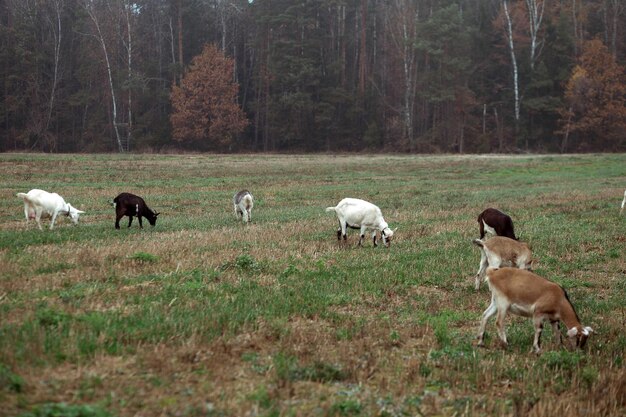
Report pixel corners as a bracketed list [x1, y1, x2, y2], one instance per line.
[1, 153, 625, 417]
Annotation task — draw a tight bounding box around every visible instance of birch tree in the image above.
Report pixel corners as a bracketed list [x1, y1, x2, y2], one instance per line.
[83, 0, 124, 152]
[502, 0, 520, 128]
[43, 0, 63, 148]
[120, 0, 135, 151]
[357, 0, 367, 95]
[388, 0, 418, 151]
[525, 0, 545, 70]
[606, 0, 624, 56]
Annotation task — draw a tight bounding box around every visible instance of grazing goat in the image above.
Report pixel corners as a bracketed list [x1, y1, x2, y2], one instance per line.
[233, 190, 254, 223]
[113, 193, 159, 229]
[621, 190, 626, 215]
[477, 208, 517, 240]
[325, 198, 395, 247]
[472, 236, 533, 290]
[17, 189, 85, 230]
[477, 267, 593, 353]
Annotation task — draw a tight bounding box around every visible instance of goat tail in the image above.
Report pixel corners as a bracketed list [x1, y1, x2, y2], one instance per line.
[325, 206, 337, 213]
[243, 194, 253, 209]
[16, 192, 29, 200]
[472, 238, 484, 247]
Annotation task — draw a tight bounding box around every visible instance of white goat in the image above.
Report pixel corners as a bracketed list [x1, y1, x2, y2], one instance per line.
[621, 189, 626, 215]
[17, 189, 85, 230]
[233, 190, 254, 223]
[472, 236, 533, 290]
[325, 198, 395, 247]
[477, 267, 593, 353]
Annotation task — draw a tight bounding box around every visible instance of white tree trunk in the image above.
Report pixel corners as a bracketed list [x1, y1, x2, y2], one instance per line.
[560, 106, 573, 153]
[44, 0, 63, 144]
[525, 0, 545, 70]
[122, 0, 133, 151]
[85, 3, 124, 152]
[168, 17, 176, 86]
[503, 0, 520, 124]
[608, 0, 624, 56]
[390, 0, 418, 151]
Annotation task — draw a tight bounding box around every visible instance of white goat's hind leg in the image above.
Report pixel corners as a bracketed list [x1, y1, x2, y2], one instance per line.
[247, 209, 252, 223]
[242, 209, 249, 223]
[477, 296, 497, 346]
[35, 209, 44, 230]
[340, 220, 347, 243]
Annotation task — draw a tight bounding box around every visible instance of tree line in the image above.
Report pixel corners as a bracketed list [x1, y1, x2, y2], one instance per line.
[1, 0, 625, 153]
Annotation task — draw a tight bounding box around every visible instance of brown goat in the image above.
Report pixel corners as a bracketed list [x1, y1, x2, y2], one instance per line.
[472, 237, 533, 290]
[477, 267, 593, 353]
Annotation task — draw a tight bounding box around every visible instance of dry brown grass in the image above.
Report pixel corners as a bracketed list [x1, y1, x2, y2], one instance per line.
[1, 153, 625, 416]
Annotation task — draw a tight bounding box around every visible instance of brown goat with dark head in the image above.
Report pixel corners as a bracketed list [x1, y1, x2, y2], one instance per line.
[113, 192, 159, 229]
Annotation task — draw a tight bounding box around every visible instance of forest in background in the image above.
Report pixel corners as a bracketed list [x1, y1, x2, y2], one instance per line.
[1, 0, 625, 154]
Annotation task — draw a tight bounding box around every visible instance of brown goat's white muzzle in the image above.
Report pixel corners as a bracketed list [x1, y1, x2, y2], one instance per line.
[567, 326, 593, 350]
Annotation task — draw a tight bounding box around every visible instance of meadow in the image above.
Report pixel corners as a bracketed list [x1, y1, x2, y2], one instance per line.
[0, 153, 624, 417]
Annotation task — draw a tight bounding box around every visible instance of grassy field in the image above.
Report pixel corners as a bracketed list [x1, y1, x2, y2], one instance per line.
[0, 153, 625, 417]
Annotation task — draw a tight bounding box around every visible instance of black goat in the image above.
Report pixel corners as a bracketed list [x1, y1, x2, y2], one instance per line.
[113, 193, 159, 229]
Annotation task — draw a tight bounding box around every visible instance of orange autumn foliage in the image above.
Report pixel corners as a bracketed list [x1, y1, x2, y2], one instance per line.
[559, 39, 626, 150]
[170, 44, 248, 149]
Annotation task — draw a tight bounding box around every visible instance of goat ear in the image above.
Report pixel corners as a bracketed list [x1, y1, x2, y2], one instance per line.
[154, 211, 160, 216]
[76, 210, 85, 214]
[583, 326, 594, 335]
[567, 327, 579, 337]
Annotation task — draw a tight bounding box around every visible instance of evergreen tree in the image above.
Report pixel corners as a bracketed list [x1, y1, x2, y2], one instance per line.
[522, 10, 575, 151]
[415, 4, 474, 152]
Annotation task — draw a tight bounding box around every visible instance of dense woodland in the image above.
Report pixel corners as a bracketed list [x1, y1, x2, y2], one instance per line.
[1, 0, 625, 153]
